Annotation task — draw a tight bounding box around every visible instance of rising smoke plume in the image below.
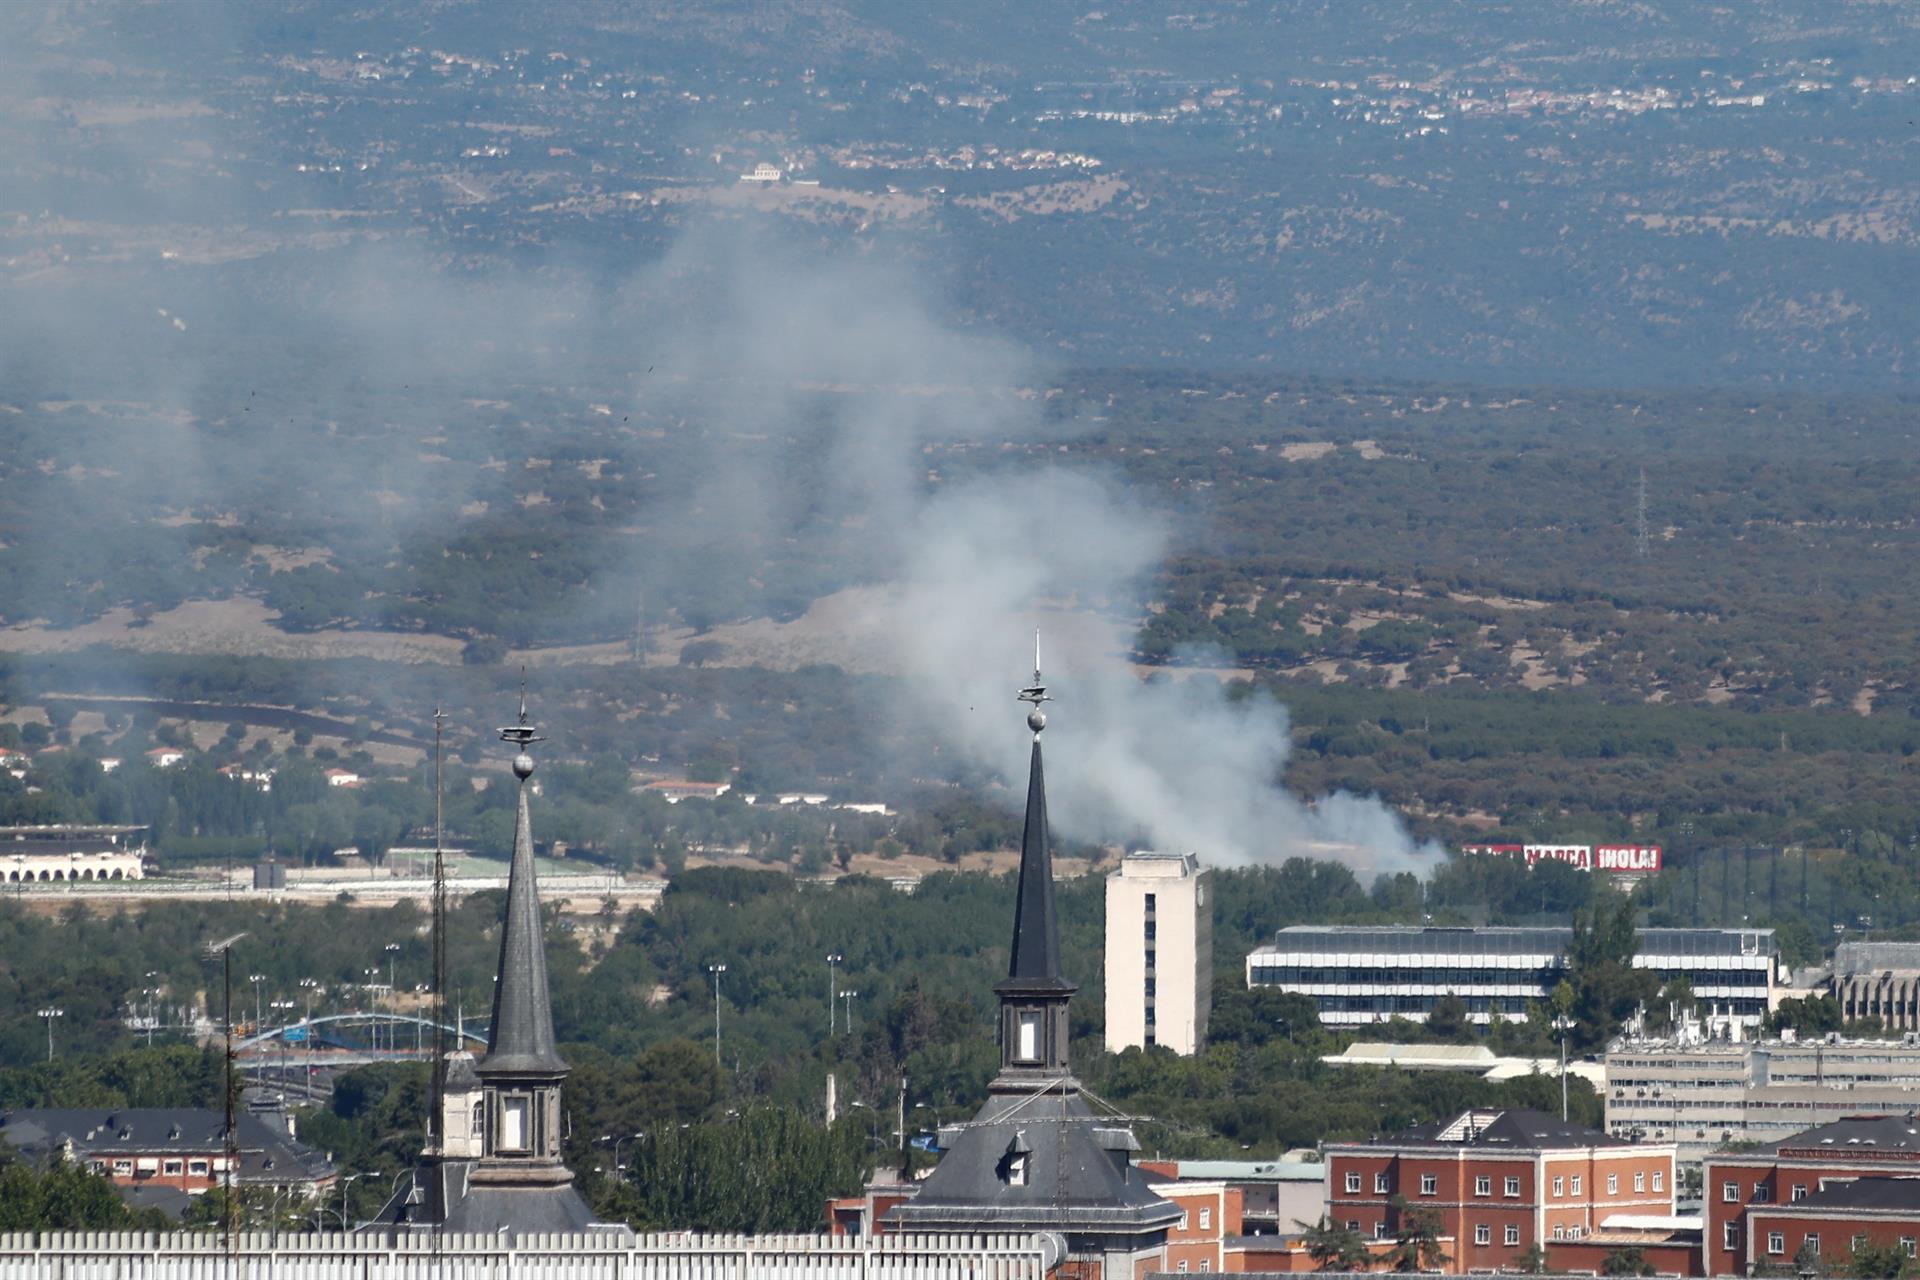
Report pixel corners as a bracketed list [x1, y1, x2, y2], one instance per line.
[633, 226, 1440, 879]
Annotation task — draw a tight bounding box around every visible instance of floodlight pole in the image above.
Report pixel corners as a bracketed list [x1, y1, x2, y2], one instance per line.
[708, 963, 728, 1066]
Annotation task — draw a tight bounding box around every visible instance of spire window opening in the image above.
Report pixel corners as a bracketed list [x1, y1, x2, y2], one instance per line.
[499, 1095, 531, 1152]
[1016, 1012, 1042, 1063]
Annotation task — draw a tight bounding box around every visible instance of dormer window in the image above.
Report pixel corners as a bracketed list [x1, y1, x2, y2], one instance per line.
[998, 1130, 1033, 1186]
[1016, 1012, 1042, 1063]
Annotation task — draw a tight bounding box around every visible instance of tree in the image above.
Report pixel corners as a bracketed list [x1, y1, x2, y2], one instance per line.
[0, 1157, 167, 1230]
[1644, 977, 1695, 1034]
[1602, 1246, 1656, 1276]
[1426, 992, 1471, 1042]
[1563, 891, 1658, 1050]
[1769, 994, 1844, 1038]
[1514, 1243, 1550, 1274]
[1847, 1241, 1916, 1280]
[1388, 1197, 1450, 1272]
[1299, 1216, 1372, 1272]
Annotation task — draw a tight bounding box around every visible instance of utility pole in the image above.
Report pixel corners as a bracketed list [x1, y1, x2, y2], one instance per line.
[826, 953, 842, 1037]
[708, 963, 727, 1066]
[430, 707, 448, 1155]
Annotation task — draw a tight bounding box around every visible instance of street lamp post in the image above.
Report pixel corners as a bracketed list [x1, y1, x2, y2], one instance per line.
[36, 1007, 63, 1061]
[298, 978, 321, 1092]
[144, 970, 160, 1047]
[826, 953, 843, 1036]
[364, 967, 381, 1051]
[270, 1000, 296, 1102]
[337, 1171, 364, 1233]
[841, 989, 860, 1036]
[249, 973, 266, 1042]
[598, 1131, 644, 1182]
[1552, 1015, 1574, 1122]
[385, 943, 401, 1052]
[707, 964, 728, 1066]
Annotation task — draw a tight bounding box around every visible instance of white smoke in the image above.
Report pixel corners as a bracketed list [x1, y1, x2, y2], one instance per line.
[637, 228, 1440, 880]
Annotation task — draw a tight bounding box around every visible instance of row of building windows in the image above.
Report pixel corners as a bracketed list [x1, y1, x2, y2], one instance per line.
[1723, 1181, 1813, 1204]
[1347, 1171, 1525, 1197]
[1250, 964, 1770, 989]
[91, 1156, 212, 1177]
[1315, 995, 1537, 1015]
[1345, 1169, 1661, 1198]
[1753, 1233, 1915, 1258]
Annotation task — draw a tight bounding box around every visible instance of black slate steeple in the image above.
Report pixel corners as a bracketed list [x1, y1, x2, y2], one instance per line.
[1005, 738, 1071, 988]
[470, 690, 574, 1188]
[992, 650, 1078, 1085]
[479, 715, 566, 1078]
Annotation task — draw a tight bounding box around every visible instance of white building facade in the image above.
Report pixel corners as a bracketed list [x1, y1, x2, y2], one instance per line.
[1605, 1033, 1920, 1164]
[1105, 851, 1213, 1055]
[1247, 925, 1778, 1031]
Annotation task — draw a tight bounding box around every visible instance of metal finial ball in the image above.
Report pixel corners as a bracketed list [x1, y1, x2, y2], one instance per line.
[513, 752, 536, 779]
[1027, 708, 1047, 735]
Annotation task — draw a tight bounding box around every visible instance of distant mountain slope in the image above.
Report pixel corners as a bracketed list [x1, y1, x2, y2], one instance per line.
[0, 0, 1916, 386]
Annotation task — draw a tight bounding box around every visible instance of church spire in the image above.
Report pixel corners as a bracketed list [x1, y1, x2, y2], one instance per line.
[994, 638, 1076, 1085]
[479, 688, 566, 1078]
[1006, 637, 1068, 987]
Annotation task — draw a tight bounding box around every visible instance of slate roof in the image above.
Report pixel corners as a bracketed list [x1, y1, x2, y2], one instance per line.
[1783, 1177, 1920, 1213]
[1339, 1108, 1627, 1151]
[372, 1161, 614, 1237]
[1765, 1114, 1920, 1155]
[0, 1107, 334, 1187]
[1001, 740, 1073, 994]
[887, 1088, 1182, 1233]
[479, 778, 566, 1078]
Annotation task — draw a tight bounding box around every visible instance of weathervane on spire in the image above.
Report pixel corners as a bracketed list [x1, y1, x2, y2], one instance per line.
[499, 669, 546, 777]
[1017, 629, 1052, 737]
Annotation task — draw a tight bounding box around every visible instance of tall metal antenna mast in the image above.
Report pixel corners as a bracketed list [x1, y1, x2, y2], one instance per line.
[1635, 466, 1651, 559]
[204, 932, 248, 1259]
[429, 707, 448, 1157]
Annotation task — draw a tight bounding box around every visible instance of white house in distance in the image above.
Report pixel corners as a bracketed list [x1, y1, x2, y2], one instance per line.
[324, 768, 363, 789]
[146, 747, 187, 769]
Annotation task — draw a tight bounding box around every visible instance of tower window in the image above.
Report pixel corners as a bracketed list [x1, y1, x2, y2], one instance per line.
[1016, 1012, 1042, 1063]
[500, 1096, 531, 1152]
[1006, 1154, 1028, 1186]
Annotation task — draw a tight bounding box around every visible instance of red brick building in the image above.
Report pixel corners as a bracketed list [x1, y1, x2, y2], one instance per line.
[1703, 1114, 1920, 1276]
[1322, 1108, 1677, 1275]
[1742, 1177, 1920, 1273]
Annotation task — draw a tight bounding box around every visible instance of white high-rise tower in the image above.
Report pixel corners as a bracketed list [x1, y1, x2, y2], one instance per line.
[1105, 851, 1212, 1055]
